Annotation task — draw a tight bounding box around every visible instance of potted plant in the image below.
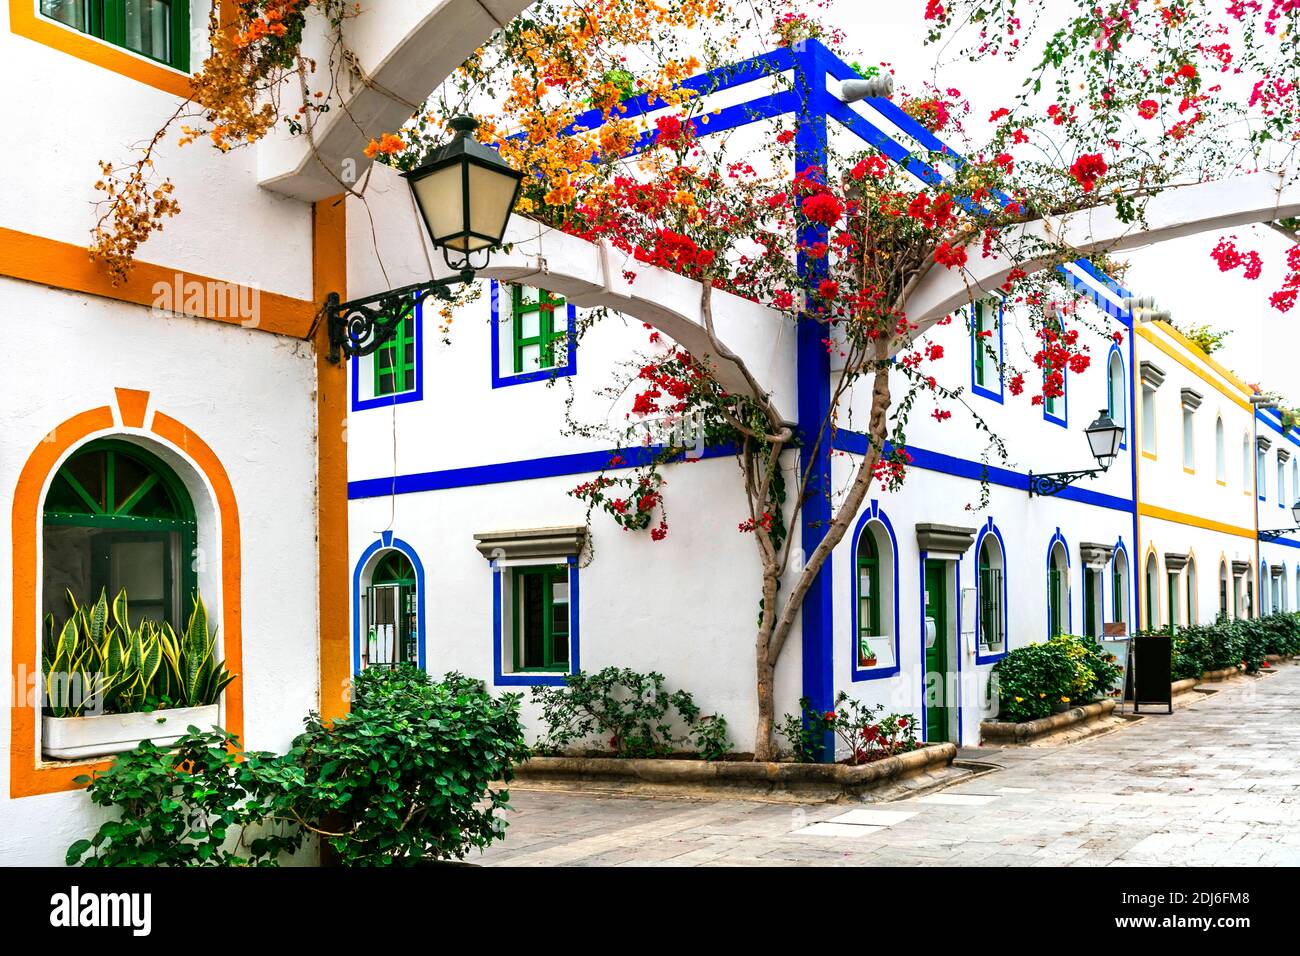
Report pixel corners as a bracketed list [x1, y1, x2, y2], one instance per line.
[858, 637, 878, 667]
[42, 589, 235, 760]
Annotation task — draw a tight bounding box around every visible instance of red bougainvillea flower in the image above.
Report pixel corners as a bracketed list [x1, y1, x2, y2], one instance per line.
[1069, 153, 1108, 192]
[773, 289, 795, 309]
[923, 0, 945, 21]
[824, 710, 836, 721]
[897, 717, 908, 729]
[934, 241, 967, 269]
[802, 191, 845, 226]
[989, 107, 1010, 122]
[1137, 98, 1159, 119]
[817, 278, 840, 300]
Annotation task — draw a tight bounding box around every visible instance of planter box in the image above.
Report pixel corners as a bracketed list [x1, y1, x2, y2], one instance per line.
[981, 699, 1116, 745]
[42, 705, 219, 760]
[1200, 666, 1243, 682]
[512, 742, 957, 798]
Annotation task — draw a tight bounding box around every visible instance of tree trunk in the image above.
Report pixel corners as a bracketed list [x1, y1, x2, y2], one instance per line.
[754, 653, 776, 761]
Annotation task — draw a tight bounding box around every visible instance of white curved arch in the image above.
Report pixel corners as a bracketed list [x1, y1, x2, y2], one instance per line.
[906, 171, 1300, 333]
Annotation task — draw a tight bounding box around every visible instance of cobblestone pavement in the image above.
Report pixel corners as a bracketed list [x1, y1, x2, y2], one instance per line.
[478, 663, 1300, 866]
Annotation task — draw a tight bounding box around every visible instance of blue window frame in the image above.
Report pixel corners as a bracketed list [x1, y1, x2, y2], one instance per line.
[974, 519, 1008, 664]
[849, 501, 900, 681]
[493, 555, 580, 686]
[970, 299, 1003, 403]
[490, 280, 578, 388]
[1106, 345, 1127, 449]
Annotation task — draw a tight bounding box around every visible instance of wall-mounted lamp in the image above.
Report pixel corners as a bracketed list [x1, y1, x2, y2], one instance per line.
[1028, 409, 1126, 497]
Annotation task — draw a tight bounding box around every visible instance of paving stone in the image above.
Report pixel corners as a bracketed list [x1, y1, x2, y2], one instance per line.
[478, 662, 1300, 866]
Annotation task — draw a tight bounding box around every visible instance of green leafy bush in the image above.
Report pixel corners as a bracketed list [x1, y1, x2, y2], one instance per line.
[530, 667, 732, 759]
[67, 667, 529, 866]
[267, 665, 529, 865]
[68, 728, 295, 866]
[992, 634, 1120, 723]
[1159, 612, 1299, 680]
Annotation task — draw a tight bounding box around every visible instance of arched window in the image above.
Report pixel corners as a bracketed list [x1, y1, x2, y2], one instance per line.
[1215, 417, 1226, 482]
[1107, 350, 1126, 442]
[1293, 459, 1298, 505]
[42, 439, 196, 628]
[1261, 562, 1272, 615]
[977, 531, 1006, 659]
[1048, 540, 1069, 637]
[1219, 560, 1230, 621]
[363, 550, 419, 668]
[1111, 548, 1129, 628]
[855, 519, 896, 671]
[1144, 552, 1160, 630]
[1186, 558, 1198, 625]
[1243, 434, 1252, 493]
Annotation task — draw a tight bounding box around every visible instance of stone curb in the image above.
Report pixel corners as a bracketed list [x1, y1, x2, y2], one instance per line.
[511, 742, 958, 796]
[980, 699, 1117, 744]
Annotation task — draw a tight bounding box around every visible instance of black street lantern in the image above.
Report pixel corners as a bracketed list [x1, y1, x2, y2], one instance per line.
[405, 116, 524, 269]
[1084, 409, 1125, 470]
[1260, 500, 1300, 541]
[326, 115, 521, 364]
[1029, 409, 1127, 498]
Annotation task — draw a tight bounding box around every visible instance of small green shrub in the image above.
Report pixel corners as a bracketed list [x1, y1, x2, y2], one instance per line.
[68, 728, 295, 867]
[530, 667, 732, 759]
[778, 693, 918, 764]
[1158, 612, 1298, 680]
[992, 641, 1078, 722]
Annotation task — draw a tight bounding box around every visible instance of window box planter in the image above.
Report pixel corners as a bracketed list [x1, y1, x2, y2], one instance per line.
[42, 705, 219, 761]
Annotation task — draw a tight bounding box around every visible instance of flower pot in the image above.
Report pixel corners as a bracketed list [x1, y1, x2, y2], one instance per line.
[42, 705, 220, 760]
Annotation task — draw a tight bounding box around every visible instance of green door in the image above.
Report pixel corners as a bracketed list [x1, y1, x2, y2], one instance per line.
[924, 560, 950, 743]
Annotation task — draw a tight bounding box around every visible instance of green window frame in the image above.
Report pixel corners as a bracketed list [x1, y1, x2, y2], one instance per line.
[1083, 568, 1097, 639]
[43, 438, 197, 628]
[512, 565, 570, 672]
[973, 301, 988, 389]
[40, 1, 190, 72]
[977, 543, 1004, 652]
[366, 551, 418, 667]
[856, 530, 880, 665]
[1166, 572, 1180, 632]
[1048, 564, 1063, 637]
[1111, 559, 1125, 625]
[374, 312, 417, 397]
[510, 284, 567, 375]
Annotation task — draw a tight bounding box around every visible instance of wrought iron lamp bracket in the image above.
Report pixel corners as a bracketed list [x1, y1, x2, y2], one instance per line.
[326, 269, 474, 365]
[1258, 527, 1300, 542]
[1027, 467, 1105, 498]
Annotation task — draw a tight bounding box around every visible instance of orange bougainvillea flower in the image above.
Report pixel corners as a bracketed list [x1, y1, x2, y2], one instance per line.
[364, 133, 406, 159]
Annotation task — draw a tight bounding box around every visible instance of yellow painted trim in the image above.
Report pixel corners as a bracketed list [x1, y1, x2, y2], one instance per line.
[1142, 451, 1158, 461]
[0, 227, 317, 338]
[1151, 320, 1257, 398]
[1217, 479, 1227, 486]
[1136, 325, 1252, 411]
[314, 196, 350, 723]
[1137, 502, 1257, 540]
[1184, 466, 1196, 475]
[10, 393, 244, 798]
[9, 0, 193, 98]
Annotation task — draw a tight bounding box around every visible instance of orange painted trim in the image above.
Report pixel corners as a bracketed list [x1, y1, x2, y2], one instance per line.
[114, 387, 150, 427]
[314, 196, 351, 722]
[0, 227, 317, 338]
[9, 394, 244, 798]
[9, 0, 192, 98]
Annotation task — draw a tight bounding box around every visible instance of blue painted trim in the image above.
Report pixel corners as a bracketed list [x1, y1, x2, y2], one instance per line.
[969, 300, 1004, 404]
[973, 518, 1009, 665]
[793, 43, 836, 758]
[955, 552, 964, 745]
[831, 431, 1136, 513]
[1263, 534, 1300, 549]
[1046, 528, 1072, 638]
[490, 280, 579, 388]
[350, 535, 427, 674]
[848, 500, 901, 681]
[491, 554, 580, 687]
[918, 549, 928, 741]
[1107, 342, 1128, 450]
[351, 295, 425, 412]
[349, 442, 734, 499]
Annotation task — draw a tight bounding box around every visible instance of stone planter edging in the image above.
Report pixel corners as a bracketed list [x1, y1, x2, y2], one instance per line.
[1200, 666, 1243, 682]
[980, 699, 1116, 744]
[1171, 678, 1199, 696]
[512, 742, 957, 795]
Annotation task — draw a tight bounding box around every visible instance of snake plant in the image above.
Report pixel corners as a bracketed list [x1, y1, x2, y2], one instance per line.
[43, 589, 236, 718]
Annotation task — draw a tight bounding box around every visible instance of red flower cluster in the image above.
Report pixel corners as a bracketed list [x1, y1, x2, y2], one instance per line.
[1211, 235, 1263, 280]
[934, 241, 967, 269]
[1069, 153, 1108, 192]
[1137, 98, 1159, 119]
[802, 191, 845, 227]
[633, 228, 716, 274]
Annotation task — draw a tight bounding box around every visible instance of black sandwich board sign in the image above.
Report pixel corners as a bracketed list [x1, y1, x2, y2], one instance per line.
[1132, 632, 1173, 714]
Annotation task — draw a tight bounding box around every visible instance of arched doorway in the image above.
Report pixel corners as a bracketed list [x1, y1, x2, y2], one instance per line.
[42, 438, 197, 628]
[353, 538, 426, 672]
